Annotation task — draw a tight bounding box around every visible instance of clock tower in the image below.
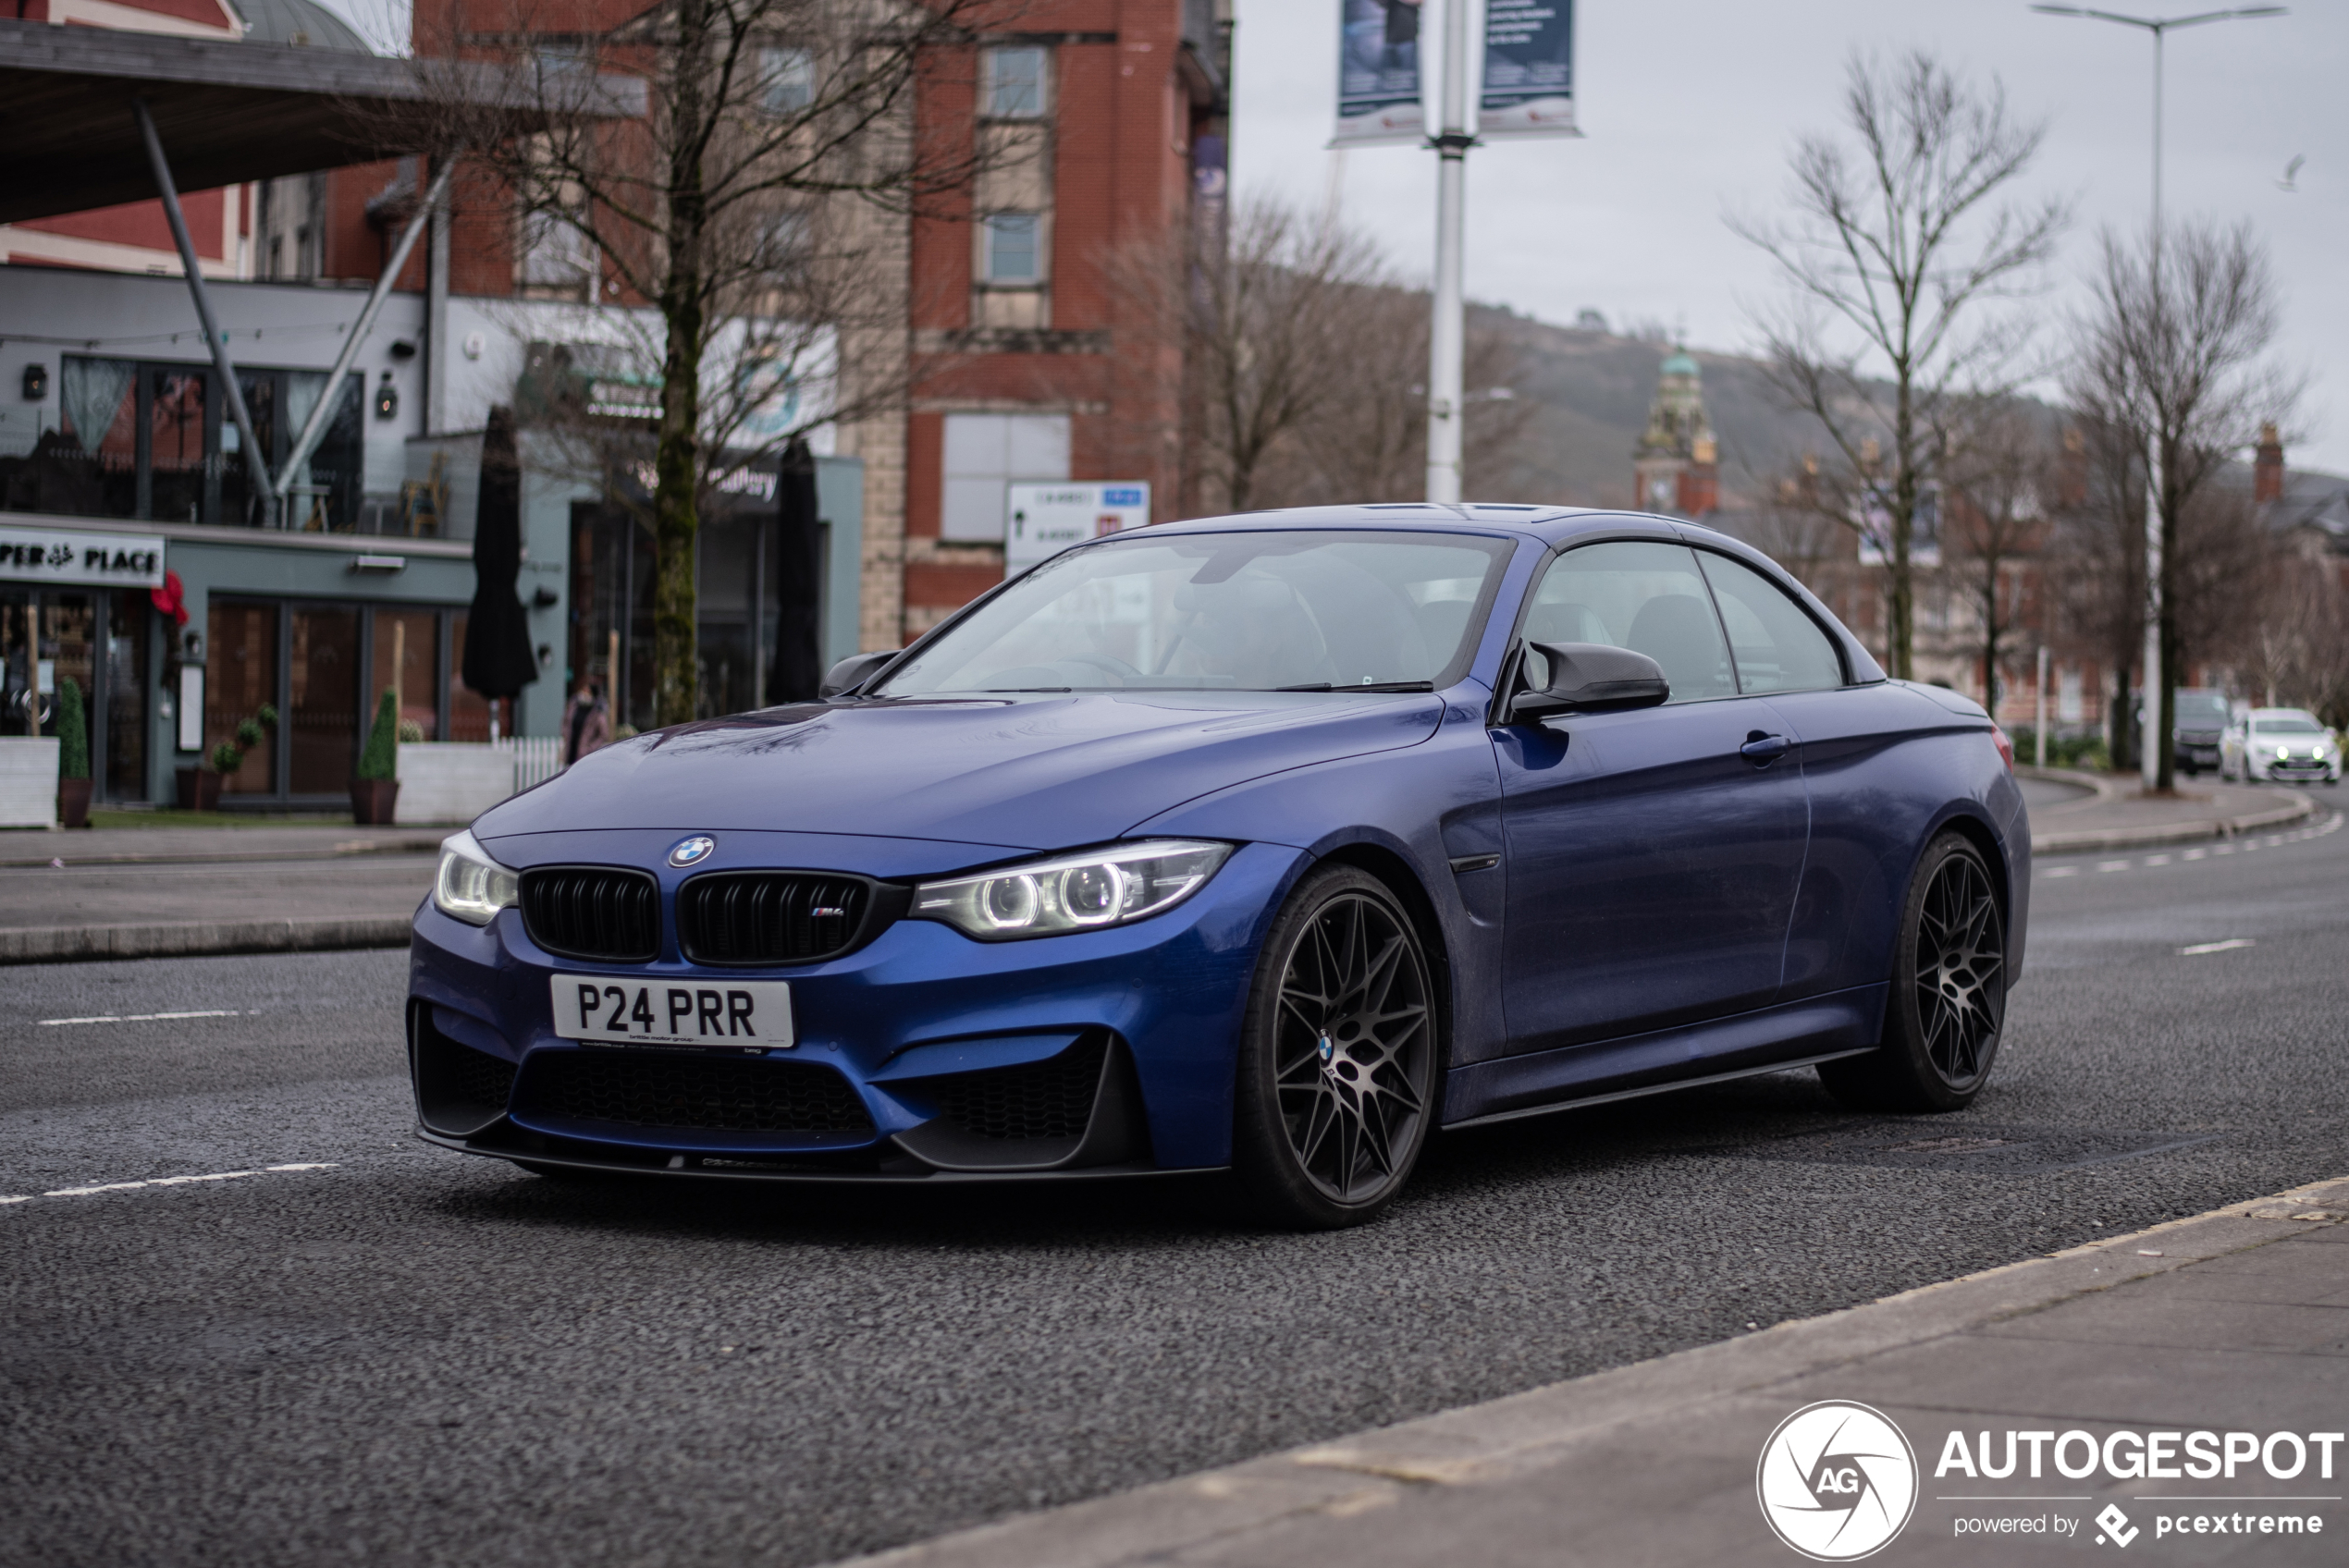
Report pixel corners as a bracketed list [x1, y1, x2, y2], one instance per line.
[1631, 347, 1719, 517]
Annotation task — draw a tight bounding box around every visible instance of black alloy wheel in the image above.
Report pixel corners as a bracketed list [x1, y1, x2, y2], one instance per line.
[1820, 832, 2007, 1113]
[1234, 865, 1438, 1228]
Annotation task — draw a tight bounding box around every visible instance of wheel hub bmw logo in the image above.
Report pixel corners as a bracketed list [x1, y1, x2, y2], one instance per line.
[668, 835, 717, 867]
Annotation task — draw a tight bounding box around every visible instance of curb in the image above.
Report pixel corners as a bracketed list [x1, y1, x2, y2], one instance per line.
[828, 1175, 2349, 1568]
[0, 916, 414, 965]
[0, 838, 445, 869]
[2032, 790, 2317, 853]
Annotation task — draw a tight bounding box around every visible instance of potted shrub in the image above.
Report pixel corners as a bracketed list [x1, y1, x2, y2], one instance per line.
[351, 687, 401, 825]
[55, 678, 92, 828]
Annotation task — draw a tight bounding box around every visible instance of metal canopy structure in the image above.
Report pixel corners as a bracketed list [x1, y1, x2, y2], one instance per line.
[0, 19, 643, 225]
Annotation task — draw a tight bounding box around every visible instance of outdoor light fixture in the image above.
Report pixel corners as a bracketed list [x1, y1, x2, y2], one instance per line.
[375, 372, 400, 420]
[22, 363, 48, 400]
[388, 339, 418, 360]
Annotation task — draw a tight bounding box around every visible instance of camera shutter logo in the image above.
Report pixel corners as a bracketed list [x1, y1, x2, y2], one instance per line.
[1756, 1401, 1918, 1561]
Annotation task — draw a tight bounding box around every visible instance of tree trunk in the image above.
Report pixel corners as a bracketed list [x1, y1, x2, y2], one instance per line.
[652, 0, 710, 729]
[2156, 447, 2183, 792]
[1887, 370, 1917, 680]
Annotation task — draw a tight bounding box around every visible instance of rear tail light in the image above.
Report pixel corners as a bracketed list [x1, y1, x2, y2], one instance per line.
[1991, 725, 2014, 773]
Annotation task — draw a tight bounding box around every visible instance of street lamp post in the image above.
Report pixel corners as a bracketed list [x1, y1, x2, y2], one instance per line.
[1425, 0, 1473, 506]
[2029, 6, 2284, 790]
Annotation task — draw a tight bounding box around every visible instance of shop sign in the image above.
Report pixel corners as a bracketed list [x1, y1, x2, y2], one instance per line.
[0, 525, 166, 589]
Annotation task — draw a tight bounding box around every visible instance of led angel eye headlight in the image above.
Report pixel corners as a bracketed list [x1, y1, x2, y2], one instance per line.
[432, 828, 519, 925]
[914, 840, 1232, 941]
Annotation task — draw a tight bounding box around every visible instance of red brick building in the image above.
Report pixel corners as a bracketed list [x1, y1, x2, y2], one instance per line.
[870, 0, 1230, 645]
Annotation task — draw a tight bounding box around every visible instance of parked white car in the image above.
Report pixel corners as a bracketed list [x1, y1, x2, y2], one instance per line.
[2222, 708, 2342, 785]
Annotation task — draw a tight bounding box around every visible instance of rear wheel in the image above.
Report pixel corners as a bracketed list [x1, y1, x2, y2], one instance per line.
[1233, 865, 1437, 1229]
[1820, 832, 2006, 1113]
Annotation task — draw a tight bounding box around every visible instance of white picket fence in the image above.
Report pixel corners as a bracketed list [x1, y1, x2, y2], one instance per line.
[394, 738, 566, 824]
[498, 736, 565, 791]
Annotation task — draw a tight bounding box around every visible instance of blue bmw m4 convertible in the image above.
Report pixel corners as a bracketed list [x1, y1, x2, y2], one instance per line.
[409, 505, 2027, 1227]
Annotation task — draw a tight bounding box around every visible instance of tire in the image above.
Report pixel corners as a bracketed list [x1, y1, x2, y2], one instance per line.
[1232, 864, 1439, 1229]
[1819, 832, 2007, 1113]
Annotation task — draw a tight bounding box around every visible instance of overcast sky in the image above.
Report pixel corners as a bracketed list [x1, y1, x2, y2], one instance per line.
[313, 0, 2344, 470]
[1233, 0, 2346, 472]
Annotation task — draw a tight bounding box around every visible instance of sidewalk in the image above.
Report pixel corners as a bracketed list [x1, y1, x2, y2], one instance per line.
[2023, 767, 2319, 854]
[847, 1178, 2349, 1568]
[0, 823, 438, 963]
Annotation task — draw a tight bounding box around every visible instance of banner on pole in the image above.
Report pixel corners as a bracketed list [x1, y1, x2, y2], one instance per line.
[1480, 0, 1579, 139]
[1333, 0, 1426, 146]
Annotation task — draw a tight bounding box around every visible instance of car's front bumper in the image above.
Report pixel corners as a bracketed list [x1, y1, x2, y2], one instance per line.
[406, 839, 1307, 1180]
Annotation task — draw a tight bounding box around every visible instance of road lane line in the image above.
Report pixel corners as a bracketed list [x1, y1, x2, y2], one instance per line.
[2097, 860, 2132, 873]
[5, 1162, 338, 1209]
[2179, 938, 2255, 956]
[37, 1010, 243, 1027]
[2042, 865, 2080, 878]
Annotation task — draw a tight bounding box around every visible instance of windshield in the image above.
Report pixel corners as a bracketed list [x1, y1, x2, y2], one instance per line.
[2174, 693, 2229, 725]
[879, 530, 1516, 695]
[2255, 715, 2326, 734]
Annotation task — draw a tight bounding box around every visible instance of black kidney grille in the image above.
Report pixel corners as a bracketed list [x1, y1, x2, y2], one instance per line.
[678, 873, 870, 964]
[929, 1036, 1106, 1142]
[521, 867, 660, 962]
[533, 1051, 874, 1134]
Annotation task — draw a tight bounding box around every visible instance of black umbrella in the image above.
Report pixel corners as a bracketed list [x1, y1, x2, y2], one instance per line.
[768, 436, 825, 704]
[461, 405, 540, 710]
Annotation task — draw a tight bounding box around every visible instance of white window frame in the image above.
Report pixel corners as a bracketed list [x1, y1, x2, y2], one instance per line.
[761, 45, 814, 115]
[980, 212, 1043, 285]
[983, 45, 1049, 119]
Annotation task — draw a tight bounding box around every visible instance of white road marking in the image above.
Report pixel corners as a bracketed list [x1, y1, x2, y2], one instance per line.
[2183, 848, 2207, 860]
[2144, 854, 2171, 865]
[2042, 865, 2080, 878]
[2179, 938, 2255, 956]
[37, 1010, 242, 1027]
[1, 1162, 337, 1208]
[2097, 860, 2132, 873]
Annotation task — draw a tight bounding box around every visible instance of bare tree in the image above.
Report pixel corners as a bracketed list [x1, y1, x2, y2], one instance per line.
[418, 0, 1016, 725]
[2051, 410, 2149, 767]
[2242, 546, 2349, 726]
[1731, 50, 2067, 679]
[2066, 219, 2299, 789]
[1129, 193, 1392, 514]
[1942, 405, 2052, 714]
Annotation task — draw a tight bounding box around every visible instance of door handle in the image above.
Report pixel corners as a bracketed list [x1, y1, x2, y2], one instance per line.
[1740, 732, 1792, 766]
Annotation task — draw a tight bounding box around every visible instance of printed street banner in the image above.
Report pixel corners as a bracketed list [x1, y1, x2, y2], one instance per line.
[1481, 0, 1579, 139]
[1334, 0, 1426, 145]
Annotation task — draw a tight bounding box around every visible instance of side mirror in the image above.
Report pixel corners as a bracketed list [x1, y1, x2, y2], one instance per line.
[819, 649, 900, 699]
[1508, 641, 1670, 721]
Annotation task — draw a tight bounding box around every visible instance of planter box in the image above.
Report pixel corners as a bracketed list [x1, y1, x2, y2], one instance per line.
[394, 742, 516, 826]
[175, 766, 222, 812]
[0, 738, 61, 828]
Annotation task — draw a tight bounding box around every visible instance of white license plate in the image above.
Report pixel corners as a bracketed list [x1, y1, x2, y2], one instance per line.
[550, 975, 794, 1048]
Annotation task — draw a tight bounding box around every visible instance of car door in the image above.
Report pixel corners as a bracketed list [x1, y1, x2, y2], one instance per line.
[1690, 547, 1920, 1002]
[1492, 540, 1809, 1058]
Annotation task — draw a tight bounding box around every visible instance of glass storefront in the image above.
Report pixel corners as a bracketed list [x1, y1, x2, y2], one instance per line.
[1, 357, 363, 532]
[1, 586, 149, 802]
[205, 597, 486, 800]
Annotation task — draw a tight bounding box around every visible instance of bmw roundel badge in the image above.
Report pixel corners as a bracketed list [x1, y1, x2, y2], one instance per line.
[668, 835, 717, 868]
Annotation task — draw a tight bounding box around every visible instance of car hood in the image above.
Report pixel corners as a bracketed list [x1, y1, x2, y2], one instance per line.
[474, 691, 1445, 853]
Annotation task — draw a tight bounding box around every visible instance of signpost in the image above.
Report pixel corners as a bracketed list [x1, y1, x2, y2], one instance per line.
[1005, 483, 1151, 575]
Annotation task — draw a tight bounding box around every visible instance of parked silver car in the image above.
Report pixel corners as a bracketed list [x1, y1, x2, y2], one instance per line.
[2222, 708, 2342, 785]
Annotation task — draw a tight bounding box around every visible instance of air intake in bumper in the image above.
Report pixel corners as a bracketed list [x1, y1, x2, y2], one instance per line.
[523, 1049, 876, 1137]
[410, 1005, 518, 1138]
[890, 1033, 1150, 1172]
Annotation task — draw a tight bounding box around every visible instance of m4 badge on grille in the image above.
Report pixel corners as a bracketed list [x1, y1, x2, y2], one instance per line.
[668, 835, 717, 867]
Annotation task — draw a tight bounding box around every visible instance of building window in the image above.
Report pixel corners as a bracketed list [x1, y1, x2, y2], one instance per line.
[518, 206, 592, 296]
[981, 213, 1041, 284]
[941, 412, 1069, 543]
[985, 46, 1047, 117]
[761, 46, 815, 114]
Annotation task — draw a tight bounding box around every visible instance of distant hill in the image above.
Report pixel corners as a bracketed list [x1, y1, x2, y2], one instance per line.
[1471, 305, 1855, 510]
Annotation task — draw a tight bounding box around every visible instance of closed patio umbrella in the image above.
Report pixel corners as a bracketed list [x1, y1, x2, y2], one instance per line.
[768, 436, 824, 704]
[461, 405, 538, 728]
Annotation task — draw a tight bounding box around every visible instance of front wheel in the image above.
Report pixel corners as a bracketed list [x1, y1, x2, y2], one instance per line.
[1232, 865, 1439, 1229]
[1820, 832, 2007, 1113]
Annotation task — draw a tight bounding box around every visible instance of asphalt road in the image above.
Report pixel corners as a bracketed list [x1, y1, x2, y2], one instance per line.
[3, 791, 2344, 1568]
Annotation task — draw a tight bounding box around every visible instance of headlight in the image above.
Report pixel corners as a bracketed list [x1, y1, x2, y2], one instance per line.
[913, 840, 1233, 941]
[433, 828, 519, 925]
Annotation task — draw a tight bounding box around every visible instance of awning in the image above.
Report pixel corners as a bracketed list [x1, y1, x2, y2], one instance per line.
[0, 18, 644, 224]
